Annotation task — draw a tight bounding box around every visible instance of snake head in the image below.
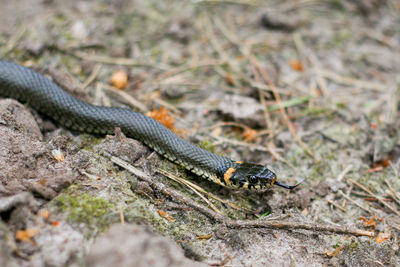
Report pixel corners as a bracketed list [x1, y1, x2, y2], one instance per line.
[222, 162, 300, 190]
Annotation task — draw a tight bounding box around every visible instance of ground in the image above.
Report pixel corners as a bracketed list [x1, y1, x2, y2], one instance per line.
[0, 0, 400, 266]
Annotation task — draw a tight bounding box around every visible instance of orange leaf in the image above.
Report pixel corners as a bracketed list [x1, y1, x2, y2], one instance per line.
[225, 73, 234, 85]
[39, 209, 50, 220]
[359, 216, 377, 229]
[16, 228, 38, 242]
[158, 210, 176, 222]
[325, 246, 342, 257]
[37, 178, 47, 186]
[146, 107, 176, 132]
[51, 220, 60, 227]
[51, 148, 65, 162]
[376, 232, 390, 243]
[110, 70, 128, 89]
[290, 59, 304, 72]
[242, 127, 257, 142]
[374, 155, 391, 168]
[196, 234, 213, 240]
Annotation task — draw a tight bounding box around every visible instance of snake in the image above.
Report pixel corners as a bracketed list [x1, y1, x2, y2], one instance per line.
[0, 60, 299, 190]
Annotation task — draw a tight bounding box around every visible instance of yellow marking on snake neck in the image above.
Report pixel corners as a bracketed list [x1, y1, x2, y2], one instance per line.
[235, 161, 243, 164]
[224, 167, 236, 185]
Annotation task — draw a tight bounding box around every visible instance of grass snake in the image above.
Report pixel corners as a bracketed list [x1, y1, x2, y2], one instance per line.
[0, 60, 299, 190]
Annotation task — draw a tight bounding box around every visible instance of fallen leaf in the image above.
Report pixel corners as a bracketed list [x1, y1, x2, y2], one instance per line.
[110, 70, 128, 89]
[37, 178, 47, 186]
[359, 216, 377, 229]
[225, 73, 234, 85]
[158, 210, 176, 222]
[147, 107, 176, 131]
[325, 246, 342, 257]
[196, 234, 213, 240]
[51, 148, 65, 162]
[51, 221, 60, 227]
[242, 127, 257, 142]
[376, 232, 390, 243]
[39, 209, 50, 220]
[16, 228, 38, 242]
[374, 155, 391, 168]
[290, 59, 304, 71]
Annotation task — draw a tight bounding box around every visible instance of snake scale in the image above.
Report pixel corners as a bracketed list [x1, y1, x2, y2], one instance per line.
[0, 60, 298, 190]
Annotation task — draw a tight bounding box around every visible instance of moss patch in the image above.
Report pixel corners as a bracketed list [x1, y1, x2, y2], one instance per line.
[55, 186, 114, 229]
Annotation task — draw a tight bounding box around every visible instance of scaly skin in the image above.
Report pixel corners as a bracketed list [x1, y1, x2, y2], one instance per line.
[0, 60, 299, 190]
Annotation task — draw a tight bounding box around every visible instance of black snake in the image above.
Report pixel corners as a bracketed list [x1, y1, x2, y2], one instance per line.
[0, 60, 299, 190]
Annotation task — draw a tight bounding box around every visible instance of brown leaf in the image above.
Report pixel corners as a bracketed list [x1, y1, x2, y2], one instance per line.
[290, 59, 304, 71]
[242, 127, 257, 142]
[225, 73, 234, 85]
[158, 210, 176, 222]
[110, 70, 128, 89]
[16, 228, 38, 242]
[359, 216, 377, 229]
[325, 246, 342, 257]
[51, 148, 65, 162]
[146, 107, 176, 132]
[196, 234, 213, 240]
[374, 155, 391, 168]
[376, 232, 390, 243]
[39, 209, 50, 220]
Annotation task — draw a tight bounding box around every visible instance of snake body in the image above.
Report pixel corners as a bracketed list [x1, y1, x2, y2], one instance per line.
[0, 60, 297, 190]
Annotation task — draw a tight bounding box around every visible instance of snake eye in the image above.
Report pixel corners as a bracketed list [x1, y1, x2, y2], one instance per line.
[249, 175, 258, 184]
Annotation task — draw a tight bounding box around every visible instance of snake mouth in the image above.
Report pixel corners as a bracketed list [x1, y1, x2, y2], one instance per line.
[274, 180, 302, 190]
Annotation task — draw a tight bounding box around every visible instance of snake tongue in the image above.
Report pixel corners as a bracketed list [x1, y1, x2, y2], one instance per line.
[274, 180, 302, 190]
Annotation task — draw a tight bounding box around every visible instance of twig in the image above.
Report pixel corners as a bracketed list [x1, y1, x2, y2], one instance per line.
[211, 135, 291, 166]
[72, 51, 167, 70]
[4, 26, 26, 55]
[249, 81, 292, 96]
[251, 56, 316, 161]
[349, 179, 400, 217]
[317, 69, 387, 92]
[339, 191, 371, 214]
[100, 82, 148, 112]
[252, 61, 273, 134]
[158, 169, 222, 214]
[150, 94, 182, 116]
[251, 56, 297, 137]
[82, 64, 102, 89]
[213, 16, 248, 56]
[225, 220, 374, 237]
[363, 30, 397, 48]
[313, 203, 320, 223]
[306, 51, 330, 96]
[158, 169, 250, 213]
[336, 165, 353, 182]
[194, 0, 261, 7]
[103, 152, 374, 237]
[327, 199, 347, 212]
[119, 206, 125, 224]
[217, 243, 233, 265]
[384, 179, 400, 207]
[208, 121, 273, 138]
[156, 59, 223, 81]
